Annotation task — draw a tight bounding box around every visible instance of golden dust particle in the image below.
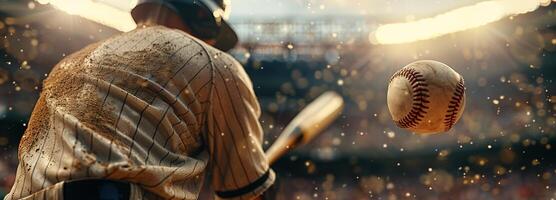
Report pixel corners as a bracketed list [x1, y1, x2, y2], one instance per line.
[478, 159, 487, 166]
[405, 192, 410, 197]
[31, 39, 39, 47]
[287, 44, 294, 49]
[306, 163, 316, 174]
[551, 96, 556, 103]
[438, 149, 449, 157]
[474, 174, 481, 180]
[532, 159, 540, 166]
[494, 166, 506, 175]
[21, 61, 31, 69]
[387, 131, 395, 138]
[337, 79, 344, 86]
[522, 139, 531, 146]
[386, 183, 394, 190]
[340, 69, 348, 76]
[492, 100, 499, 105]
[458, 135, 471, 143]
[509, 134, 520, 143]
[332, 137, 341, 146]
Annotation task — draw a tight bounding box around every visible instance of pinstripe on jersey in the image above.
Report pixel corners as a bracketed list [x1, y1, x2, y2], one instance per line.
[5, 25, 274, 200]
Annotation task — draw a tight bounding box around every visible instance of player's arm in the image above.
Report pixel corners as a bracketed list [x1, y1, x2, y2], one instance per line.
[205, 54, 275, 200]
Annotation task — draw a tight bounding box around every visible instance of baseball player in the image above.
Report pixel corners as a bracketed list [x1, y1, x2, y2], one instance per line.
[5, 0, 275, 199]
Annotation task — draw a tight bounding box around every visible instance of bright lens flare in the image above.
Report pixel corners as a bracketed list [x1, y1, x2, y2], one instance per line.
[371, 0, 543, 45]
[36, 0, 136, 32]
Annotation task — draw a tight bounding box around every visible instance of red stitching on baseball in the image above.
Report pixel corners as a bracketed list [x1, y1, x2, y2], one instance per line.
[390, 68, 430, 128]
[443, 77, 465, 131]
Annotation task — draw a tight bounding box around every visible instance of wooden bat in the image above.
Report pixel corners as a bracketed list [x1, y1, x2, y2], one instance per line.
[265, 91, 344, 164]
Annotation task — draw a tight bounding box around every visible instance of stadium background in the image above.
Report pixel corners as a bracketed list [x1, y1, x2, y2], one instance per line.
[1, 0, 556, 199]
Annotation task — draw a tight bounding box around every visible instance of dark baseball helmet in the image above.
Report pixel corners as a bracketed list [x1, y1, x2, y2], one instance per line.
[132, 0, 238, 51]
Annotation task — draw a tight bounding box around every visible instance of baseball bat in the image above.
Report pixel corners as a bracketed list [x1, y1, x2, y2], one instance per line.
[265, 91, 344, 165]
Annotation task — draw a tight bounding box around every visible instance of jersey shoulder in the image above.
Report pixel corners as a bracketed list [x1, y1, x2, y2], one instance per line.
[211, 49, 252, 88]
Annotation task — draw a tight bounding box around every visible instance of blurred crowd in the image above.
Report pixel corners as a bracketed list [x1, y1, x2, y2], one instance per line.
[1, 2, 556, 199]
[272, 171, 556, 200]
[0, 148, 16, 197]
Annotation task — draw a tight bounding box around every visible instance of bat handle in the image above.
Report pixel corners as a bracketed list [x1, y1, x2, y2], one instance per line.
[265, 128, 302, 165]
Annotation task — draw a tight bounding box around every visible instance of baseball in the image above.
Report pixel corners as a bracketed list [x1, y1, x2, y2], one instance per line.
[387, 60, 466, 134]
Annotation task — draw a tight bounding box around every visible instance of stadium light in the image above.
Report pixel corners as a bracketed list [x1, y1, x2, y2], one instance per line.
[35, 0, 136, 32]
[371, 0, 547, 45]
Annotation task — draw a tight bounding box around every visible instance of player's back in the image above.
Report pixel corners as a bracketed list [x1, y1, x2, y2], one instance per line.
[7, 25, 222, 199]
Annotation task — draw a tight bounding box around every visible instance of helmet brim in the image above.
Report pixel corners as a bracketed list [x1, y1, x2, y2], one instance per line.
[131, 1, 238, 52]
[214, 20, 238, 51]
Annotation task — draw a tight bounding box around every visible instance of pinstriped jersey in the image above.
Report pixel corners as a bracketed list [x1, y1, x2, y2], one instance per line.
[6, 25, 274, 200]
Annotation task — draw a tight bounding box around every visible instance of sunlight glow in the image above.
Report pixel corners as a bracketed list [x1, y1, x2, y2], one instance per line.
[371, 0, 546, 45]
[36, 0, 136, 32]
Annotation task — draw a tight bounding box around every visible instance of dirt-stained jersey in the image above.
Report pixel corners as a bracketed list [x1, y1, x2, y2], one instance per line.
[6, 25, 274, 200]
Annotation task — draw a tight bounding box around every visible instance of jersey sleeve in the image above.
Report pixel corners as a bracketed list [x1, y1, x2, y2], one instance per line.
[206, 54, 275, 200]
